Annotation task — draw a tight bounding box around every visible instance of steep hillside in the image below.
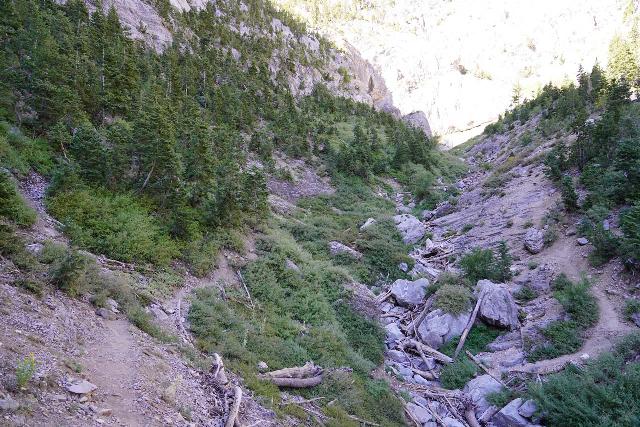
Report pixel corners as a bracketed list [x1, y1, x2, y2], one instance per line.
[274, 0, 627, 145]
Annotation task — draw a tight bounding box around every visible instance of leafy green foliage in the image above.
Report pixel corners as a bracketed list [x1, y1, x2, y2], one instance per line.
[0, 170, 35, 226]
[529, 333, 640, 426]
[434, 284, 472, 315]
[440, 357, 477, 390]
[459, 241, 512, 284]
[15, 353, 37, 389]
[560, 176, 578, 212]
[528, 275, 598, 362]
[47, 188, 178, 265]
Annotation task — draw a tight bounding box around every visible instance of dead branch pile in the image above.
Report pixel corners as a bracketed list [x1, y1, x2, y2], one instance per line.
[259, 361, 324, 388]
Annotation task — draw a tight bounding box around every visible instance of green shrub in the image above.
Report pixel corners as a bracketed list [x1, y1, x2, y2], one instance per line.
[48, 248, 95, 297]
[440, 323, 502, 356]
[528, 320, 583, 362]
[487, 389, 520, 408]
[528, 332, 640, 426]
[0, 222, 37, 271]
[625, 299, 640, 320]
[514, 285, 538, 302]
[15, 353, 37, 389]
[560, 176, 579, 212]
[47, 188, 178, 265]
[0, 171, 35, 226]
[459, 241, 512, 284]
[440, 357, 477, 389]
[434, 284, 472, 315]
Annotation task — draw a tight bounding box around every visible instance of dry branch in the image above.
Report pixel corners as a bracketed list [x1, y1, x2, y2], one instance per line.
[402, 339, 453, 364]
[224, 386, 242, 427]
[259, 362, 323, 388]
[404, 295, 435, 334]
[454, 296, 484, 359]
[465, 351, 508, 388]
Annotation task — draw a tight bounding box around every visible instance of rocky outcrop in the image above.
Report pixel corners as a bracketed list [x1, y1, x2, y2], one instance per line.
[328, 241, 363, 260]
[390, 278, 430, 307]
[476, 280, 520, 330]
[463, 375, 502, 420]
[523, 227, 544, 254]
[492, 398, 533, 427]
[394, 214, 426, 245]
[417, 308, 471, 349]
[402, 111, 432, 137]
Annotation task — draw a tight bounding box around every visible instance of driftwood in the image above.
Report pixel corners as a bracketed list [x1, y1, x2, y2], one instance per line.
[465, 351, 509, 388]
[404, 295, 435, 335]
[402, 339, 453, 364]
[453, 295, 484, 359]
[259, 362, 323, 388]
[224, 386, 242, 427]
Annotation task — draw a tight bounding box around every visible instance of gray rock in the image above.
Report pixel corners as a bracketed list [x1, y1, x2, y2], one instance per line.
[390, 278, 430, 307]
[631, 312, 640, 328]
[443, 417, 465, 427]
[257, 361, 269, 373]
[328, 241, 363, 260]
[402, 111, 432, 137]
[387, 350, 408, 363]
[434, 202, 455, 218]
[577, 237, 589, 246]
[284, 259, 300, 272]
[516, 264, 553, 294]
[385, 323, 405, 342]
[406, 402, 433, 424]
[360, 217, 377, 231]
[399, 262, 409, 272]
[105, 298, 119, 313]
[464, 375, 502, 419]
[0, 395, 19, 412]
[150, 305, 168, 321]
[417, 308, 471, 349]
[96, 307, 116, 321]
[518, 399, 538, 418]
[524, 228, 544, 254]
[476, 280, 520, 330]
[412, 374, 433, 386]
[493, 398, 530, 427]
[409, 261, 442, 280]
[603, 219, 610, 231]
[26, 243, 43, 255]
[422, 210, 435, 221]
[66, 379, 97, 395]
[487, 331, 521, 352]
[393, 214, 426, 244]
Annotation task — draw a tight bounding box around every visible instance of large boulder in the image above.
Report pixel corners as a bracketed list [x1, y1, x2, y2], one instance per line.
[492, 398, 531, 427]
[523, 228, 544, 254]
[393, 214, 426, 244]
[417, 308, 471, 349]
[406, 402, 433, 424]
[328, 241, 363, 260]
[402, 111, 432, 137]
[515, 264, 553, 294]
[434, 201, 455, 218]
[463, 375, 503, 420]
[476, 280, 520, 330]
[390, 278, 430, 307]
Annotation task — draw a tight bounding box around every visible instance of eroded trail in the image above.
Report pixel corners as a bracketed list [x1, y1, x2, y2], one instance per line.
[80, 320, 152, 426]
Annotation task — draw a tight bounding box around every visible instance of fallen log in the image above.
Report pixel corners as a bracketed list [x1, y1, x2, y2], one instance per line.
[453, 295, 484, 359]
[404, 295, 435, 335]
[261, 361, 323, 379]
[224, 386, 242, 427]
[465, 351, 509, 388]
[403, 339, 453, 364]
[259, 362, 324, 388]
[265, 375, 323, 388]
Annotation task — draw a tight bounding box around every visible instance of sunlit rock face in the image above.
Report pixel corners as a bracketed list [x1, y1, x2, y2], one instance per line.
[273, 0, 625, 145]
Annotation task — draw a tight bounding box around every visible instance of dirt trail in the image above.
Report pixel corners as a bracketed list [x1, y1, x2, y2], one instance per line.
[515, 238, 634, 373]
[80, 320, 153, 426]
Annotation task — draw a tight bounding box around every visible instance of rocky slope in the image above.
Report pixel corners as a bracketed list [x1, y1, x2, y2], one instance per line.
[374, 110, 637, 425]
[273, 0, 626, 145]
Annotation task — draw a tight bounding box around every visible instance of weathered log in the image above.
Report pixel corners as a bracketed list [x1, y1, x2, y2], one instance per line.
[453, 295, 484, 359]
[224, 386, 242, 427]
[403, 339, 453, 364]
[261, 361, 323, 379]
[404, 295, 435, 334]
[264, 375, 323, 388]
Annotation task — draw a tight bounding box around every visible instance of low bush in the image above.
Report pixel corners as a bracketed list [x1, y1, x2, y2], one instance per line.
[459, 241, 512, 284]
[560, 176, 579, 212]
[47, 188, 178, 265]
[440, 357, 477, 389]
[434, 284, 472, 315]
[625, 299, 640, 320]
[528, 332, 640, 426]
[15, 353, 37, 389]
[0, 171, 35, 227]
